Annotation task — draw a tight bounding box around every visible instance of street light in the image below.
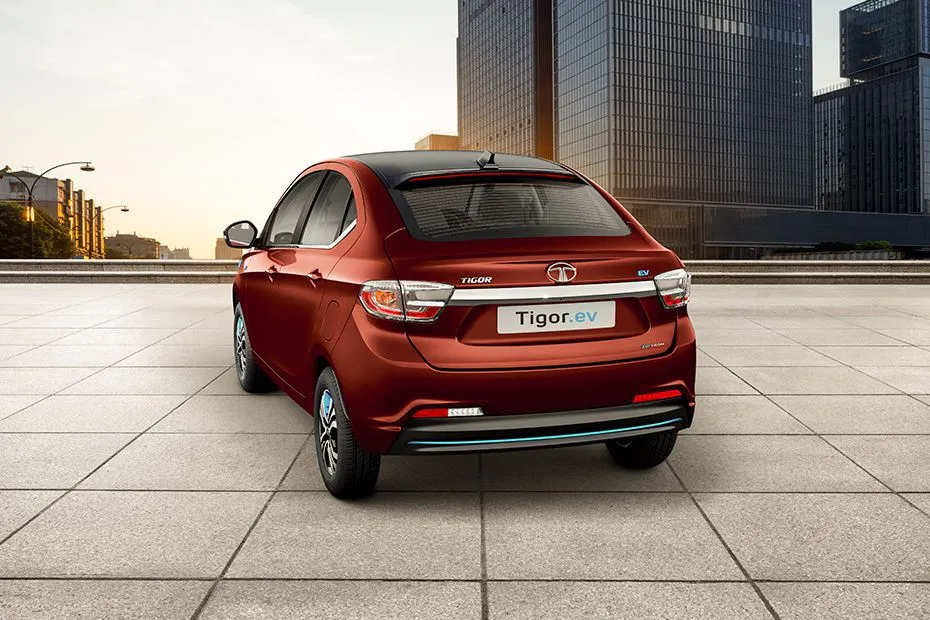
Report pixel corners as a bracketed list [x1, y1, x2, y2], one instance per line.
[0, 161, 95, 258]
[87, 205, 130, 259]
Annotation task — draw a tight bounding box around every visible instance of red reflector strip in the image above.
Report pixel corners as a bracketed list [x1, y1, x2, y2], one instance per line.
[412, 408, 448, 419]
[632, 390, 681, 404]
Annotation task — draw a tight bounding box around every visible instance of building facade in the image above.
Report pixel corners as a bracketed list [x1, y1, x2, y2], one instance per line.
[815, 0, 930, 215]
[457, 0, 553, 158]
[414, 133, 461, 150]
[0, 172, 105, 258]
[105, 233, 160, 259]
[215, 237, 243, 260]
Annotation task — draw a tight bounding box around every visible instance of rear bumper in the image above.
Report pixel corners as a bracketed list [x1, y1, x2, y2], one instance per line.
[389, 400, 690, 454]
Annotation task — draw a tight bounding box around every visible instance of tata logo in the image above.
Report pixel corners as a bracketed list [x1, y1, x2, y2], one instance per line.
[547, 262, 577, 283]
[638, 269, 650, 277]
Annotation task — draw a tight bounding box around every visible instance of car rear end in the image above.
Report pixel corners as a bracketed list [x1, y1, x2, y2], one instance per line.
[333, 153, 695, 455]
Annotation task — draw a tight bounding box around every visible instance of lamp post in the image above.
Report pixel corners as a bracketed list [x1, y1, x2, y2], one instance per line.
[86, 205, 129, 258]
[1, 162, 94, 258]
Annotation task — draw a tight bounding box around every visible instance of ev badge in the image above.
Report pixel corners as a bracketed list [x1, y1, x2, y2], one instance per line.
[638, 269, 650, 277]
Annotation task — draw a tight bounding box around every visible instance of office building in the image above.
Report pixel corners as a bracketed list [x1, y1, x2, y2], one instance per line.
[414, 133, 461, 151]
[457, 0, 930, 257]
[815, 0, 930, 215]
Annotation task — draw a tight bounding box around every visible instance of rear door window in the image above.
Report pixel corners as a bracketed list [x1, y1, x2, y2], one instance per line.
[300, 172, 354, 246]
[263, 172, 324, 246]
[393, 176, 632, 241]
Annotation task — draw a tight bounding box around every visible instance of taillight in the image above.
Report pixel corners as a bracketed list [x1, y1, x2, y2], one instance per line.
[359, 280, 454, 323]
[654, 269, 691, 309]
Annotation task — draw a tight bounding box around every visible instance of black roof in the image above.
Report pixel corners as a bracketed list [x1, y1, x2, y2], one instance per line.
[347, 150, 569, 187]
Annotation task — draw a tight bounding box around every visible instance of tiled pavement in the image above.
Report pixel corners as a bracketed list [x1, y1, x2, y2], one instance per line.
[0, 283, 929, 619]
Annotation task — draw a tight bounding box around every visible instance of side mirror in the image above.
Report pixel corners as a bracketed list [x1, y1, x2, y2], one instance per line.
[224, 220, 258, 249]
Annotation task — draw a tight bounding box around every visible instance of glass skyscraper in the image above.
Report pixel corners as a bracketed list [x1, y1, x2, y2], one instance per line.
[458, 0, 814, 206]
[815, 0, 930, 215]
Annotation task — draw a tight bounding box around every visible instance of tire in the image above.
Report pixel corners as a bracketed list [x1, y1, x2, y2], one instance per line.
[314, 367, 381, 498]
[606, 430, 677, 470]
[233, 303, 276, 393]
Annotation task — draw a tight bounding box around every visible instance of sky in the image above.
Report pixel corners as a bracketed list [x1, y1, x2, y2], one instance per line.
[2, 0, 854, 258]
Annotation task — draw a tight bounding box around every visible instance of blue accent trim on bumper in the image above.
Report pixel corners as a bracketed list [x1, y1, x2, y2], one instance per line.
[406, 417, 683, 447]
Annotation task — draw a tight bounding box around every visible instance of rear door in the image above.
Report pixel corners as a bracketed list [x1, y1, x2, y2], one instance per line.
[383, 174, 683, 370]
[274, 171, 358, 389]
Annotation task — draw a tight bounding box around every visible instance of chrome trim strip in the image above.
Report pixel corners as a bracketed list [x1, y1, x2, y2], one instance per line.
[264, 220, 357, 251]
[448, 280, 657, 305]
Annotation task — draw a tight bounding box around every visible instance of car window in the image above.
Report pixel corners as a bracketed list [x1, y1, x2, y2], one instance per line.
[264, 172, 324, 246]
[300, 172, 354, 246]
[340, 196, 357, 234]
[393, 176, 631, 241]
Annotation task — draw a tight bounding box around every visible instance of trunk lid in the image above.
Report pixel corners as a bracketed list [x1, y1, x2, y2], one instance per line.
[384, 231, 683, 370]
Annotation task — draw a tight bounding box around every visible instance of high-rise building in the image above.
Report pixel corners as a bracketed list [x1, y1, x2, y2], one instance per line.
[815, 0, 930, 215]
[458, 0, 813, 205]
[414, 133, 461, 150]
[457, 0, 553, 158]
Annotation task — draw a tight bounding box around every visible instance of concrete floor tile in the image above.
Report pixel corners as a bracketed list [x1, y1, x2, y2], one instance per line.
[815, 346, 930, 366]
[116, 345, 232, 367]
[96, 311, 216, 329]
[684, 395, 810, 434]
[5, 315, 115, 329]
[773, 329, 904, 346]
[53, 328, 176, 346]
[752, 316, 855, 330]
[227, 492, 481, 579]
[730, 366, 900, 395]
[200, 368, 253, 395]
[488, 582, 771, 620]
[826, 435, 930, 492]
[770, 395, 930, 434]
[0, 434, 132, 488]
[62, 367, 226, 395]
[0, 395, 44, 421]
[690, 317, 763, 330]
[701, 345, 838, 367]
[916, 395, 930, 406]
[0, 345, 32, 361]
[80, 434, 305, 490]
[202, 580, 481, 620]
[670, 435, 884, 492]
[484, 493, 742, 580]
[696, 368, 759, 395]
[0, 328, 78, 346]
[0, 368, 96, 395]
[696, 349, 721, 367]
[692, 329, 796, 346]
[855, 367, 930, 394]
[481, 445, 683, 492]
[850, 316, 930, 331]
[0, 491, 63, 539]
[761, 583, 930, 620]
[903, 494, 930, 516]
[0, 491, 268, 578]
[159, 328, 229, 345]
[0, 580, 210, 620]
[0, 395, 186, 433]
[696, 493, 930, 580]
[152, 394, 312, 433]
[876, 330, 930, 346]
[0, 345, 144, 368]
[0, 315, 29, 325]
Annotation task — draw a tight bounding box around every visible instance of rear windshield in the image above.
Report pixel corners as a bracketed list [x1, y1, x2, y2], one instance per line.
[392, 176, 632, 241]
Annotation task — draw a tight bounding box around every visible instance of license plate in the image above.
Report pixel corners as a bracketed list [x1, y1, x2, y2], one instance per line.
[496, 301, 616, 334]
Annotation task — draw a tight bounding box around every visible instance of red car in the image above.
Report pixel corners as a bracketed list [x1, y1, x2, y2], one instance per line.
[224, 150, 695, 498]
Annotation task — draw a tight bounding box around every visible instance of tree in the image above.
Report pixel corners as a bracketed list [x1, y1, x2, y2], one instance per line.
[0, 201, 75, 259]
